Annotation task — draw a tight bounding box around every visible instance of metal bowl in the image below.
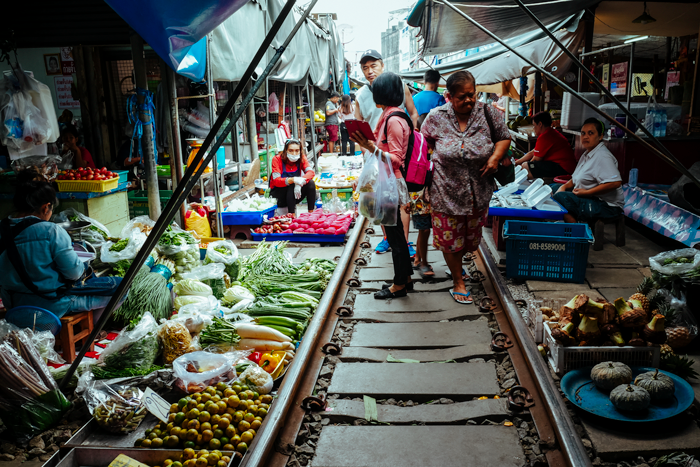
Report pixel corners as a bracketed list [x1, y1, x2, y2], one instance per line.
[56, 220, 91, 232]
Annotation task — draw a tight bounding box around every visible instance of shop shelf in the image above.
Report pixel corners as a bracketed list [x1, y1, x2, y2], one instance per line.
[221, 206, 277, 226]
[503, 220, 593, 283]
[543, 322, 660, 375]
[56, 178, 119, 193]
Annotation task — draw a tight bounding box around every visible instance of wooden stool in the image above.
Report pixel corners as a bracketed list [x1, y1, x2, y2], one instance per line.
[593, 215, 626, 251]
[56, 311, 94, 363]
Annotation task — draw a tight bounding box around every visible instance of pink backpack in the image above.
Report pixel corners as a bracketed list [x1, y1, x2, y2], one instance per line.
[382, 111, 432, 191]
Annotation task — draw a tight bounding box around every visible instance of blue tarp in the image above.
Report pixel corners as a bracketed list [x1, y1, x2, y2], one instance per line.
[103, 0, 251, 82]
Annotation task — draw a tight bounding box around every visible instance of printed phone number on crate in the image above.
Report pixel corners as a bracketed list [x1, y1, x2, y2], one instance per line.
[528, 242, 566, 251]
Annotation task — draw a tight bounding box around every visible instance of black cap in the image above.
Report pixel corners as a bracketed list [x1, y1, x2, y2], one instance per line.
[360, 49, 382, 64]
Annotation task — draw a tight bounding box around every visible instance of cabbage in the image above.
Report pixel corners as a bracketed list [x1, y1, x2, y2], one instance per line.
[224, 195, 276, 213]
[174, 295, 210, 310]
[222, 286, 255, 306]
[174, 279, 212, 297]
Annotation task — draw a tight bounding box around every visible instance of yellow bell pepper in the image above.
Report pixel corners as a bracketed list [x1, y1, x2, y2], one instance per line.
[260, 352, 281, 374]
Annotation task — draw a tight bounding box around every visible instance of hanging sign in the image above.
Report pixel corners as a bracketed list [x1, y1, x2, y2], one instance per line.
[665, 71, 680, 100]
[611, 62, 628, 96]
[54, 76, 80, 109]
[602, 64, 610, 89]
[60, 47, 76, 75]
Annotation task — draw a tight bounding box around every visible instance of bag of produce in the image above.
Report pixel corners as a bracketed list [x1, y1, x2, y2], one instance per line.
[83, 382, 147, 433]
[157, 225, 201, 280]
[185, 206, 212, 238]
[174, 294, 218, 312]
[181, 263, 228, 300]
[0, 335, 71, 440]
[98, 312, 160, 373]
[222, 285, 255, 307]
[121, 215, 155, 238]
[52, 207, 111, 247]
[174, 279, 213, 297]
[160, 321, 199, 364]
[238, 364, 273, 395]
[172, 351, 237, 394]
[100, 229, 147, 263]
[357, 148, 380, 193]
[204, 240, 241, 280]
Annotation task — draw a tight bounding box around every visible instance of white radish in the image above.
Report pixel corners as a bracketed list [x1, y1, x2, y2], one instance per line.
[233, 323, 292, 342]
[237, 338, 290, 352]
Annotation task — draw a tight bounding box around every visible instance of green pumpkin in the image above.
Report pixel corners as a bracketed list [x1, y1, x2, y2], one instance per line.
[634, 369, 675, 401]
[610, 384, 650, 411]
[591, 361, 633, 391]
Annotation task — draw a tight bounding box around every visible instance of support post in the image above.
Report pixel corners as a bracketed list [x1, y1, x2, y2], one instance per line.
[688, 22, 700, 133]
[309, 85, 316, 159]
[206, 34, 223, 238]
[167, 67, 187, 223]
[130, 32, 161, 220]
[84, 47, 104, 167]
[246, 83, 258, 162]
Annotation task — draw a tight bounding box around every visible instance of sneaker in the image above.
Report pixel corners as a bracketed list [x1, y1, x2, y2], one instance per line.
[375, 238, 391, 254]
[407, 242, 416, 258]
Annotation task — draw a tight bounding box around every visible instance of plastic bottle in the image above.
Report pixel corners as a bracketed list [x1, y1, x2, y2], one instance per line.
[628, 168, 638, 188]
[653, 110, 661, 137]
[315, 193, 323, 210]
[659, 109, 667, 137]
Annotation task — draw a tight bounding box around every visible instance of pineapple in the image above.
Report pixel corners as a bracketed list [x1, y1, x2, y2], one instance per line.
[656, 301, 677, 325]
[660, 353, 700, 381]
[666, 326, 694, 350]
[659, 344, 674, 359]
[629, 277, 654, 316]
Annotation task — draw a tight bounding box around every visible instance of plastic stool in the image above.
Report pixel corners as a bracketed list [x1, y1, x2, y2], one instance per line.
[228, 225, 253, 241]
[56, 311, 94, 363]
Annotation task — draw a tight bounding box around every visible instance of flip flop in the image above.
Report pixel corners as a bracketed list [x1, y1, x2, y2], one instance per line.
[445, 268, 469, 280]
[449, 289, 473, 305]
[419, 264, 435, 279]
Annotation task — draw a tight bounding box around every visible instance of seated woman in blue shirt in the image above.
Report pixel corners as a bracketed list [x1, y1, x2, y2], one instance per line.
[0, 170, 123, 320]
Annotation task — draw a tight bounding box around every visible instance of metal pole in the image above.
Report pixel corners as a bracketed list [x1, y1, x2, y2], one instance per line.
[60, 0, 309, 389]
[291, 86, 298, 139]
[626, 43, 635, 131]
[167, 67, 186, 224]
[309, 84, 316, 159]
[512, 0, 700, 189]
[130, 32, 161, 220]
[246, 82, 258, 162]
[265, 77, 271, 178]
[206, 34, 223, 238]
[578, 47, 584, 92]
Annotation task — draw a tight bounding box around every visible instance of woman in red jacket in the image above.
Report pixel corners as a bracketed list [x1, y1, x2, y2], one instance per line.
[270, 139, 317, 215]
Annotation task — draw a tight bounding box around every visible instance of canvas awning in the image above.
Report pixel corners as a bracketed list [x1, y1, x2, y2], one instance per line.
[209, 0, 339, 90]
[103, 0, 251, 82]
[408, 0, 598, 56]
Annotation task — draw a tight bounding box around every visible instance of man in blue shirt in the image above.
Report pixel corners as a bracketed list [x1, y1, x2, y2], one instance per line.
[412, 69, 446, 125]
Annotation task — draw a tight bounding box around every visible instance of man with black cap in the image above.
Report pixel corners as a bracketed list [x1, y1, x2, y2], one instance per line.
[354, 49, 419, 130]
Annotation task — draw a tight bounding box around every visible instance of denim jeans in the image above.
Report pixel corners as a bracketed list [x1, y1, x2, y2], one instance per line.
[65, 276, 126, 321]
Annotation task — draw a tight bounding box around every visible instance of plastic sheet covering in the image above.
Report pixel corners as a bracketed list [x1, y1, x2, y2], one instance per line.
[409, 0, 598, 56]
[210, 0, 337, 87]
[623, 185, 700, 248]
[103, 0, 251, 82]
[400, 13, 583, 81]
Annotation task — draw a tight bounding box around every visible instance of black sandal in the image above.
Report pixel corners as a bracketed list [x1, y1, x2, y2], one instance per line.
[383, 282, 414, 291]
[374, 287, 408, 299]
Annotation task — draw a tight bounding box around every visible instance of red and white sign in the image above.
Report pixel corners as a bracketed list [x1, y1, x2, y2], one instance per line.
[665, 71, 680, 100]
[54, 76, 80, 109]
[60, 47, 76, 75]
[611, 62, 628, 97]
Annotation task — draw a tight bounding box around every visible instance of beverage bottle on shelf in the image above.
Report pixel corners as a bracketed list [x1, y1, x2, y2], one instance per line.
[653, 110, 662, 137]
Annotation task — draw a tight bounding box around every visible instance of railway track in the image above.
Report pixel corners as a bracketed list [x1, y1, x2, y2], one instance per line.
[238, 217, 592, 467]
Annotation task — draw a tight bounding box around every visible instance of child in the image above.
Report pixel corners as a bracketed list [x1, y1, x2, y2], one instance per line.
[408, 189, 434, 278]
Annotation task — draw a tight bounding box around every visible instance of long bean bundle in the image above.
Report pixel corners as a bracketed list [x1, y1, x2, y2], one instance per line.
[114, 255, 174, 323]
[241, 240, 298, 279]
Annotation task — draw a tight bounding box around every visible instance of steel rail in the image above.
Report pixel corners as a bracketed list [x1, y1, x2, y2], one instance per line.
[60, 0, 305, 389]
[435, 0, 699, 190]
[512, 0, 700, 190]
[478, 242, 592, 467]
[240, 216, 368, 467]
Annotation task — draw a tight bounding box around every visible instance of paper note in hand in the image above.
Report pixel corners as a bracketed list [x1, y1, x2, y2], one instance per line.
[143, 387, 171, 423]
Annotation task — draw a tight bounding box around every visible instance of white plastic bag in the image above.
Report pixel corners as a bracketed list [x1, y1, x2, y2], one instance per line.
[649, 249, 700, 277]
[375, 150, 399, 226]
[121, 216, 155, 238]
[204, 240, 241, 280]
[54, 208, 111, 246]
[357, 148, 380, 193]
[100, 230, 147, 263]
[98, 312, 160, 370]
[173, 351, 235, 394]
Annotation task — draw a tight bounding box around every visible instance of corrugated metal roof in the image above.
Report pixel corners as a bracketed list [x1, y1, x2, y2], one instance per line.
[8, 0, 133, 48]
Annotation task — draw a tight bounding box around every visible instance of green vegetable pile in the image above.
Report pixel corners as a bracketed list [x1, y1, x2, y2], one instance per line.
[158, 225, 197, 247]
[109, 238, 129, 252]
[69, 215, 108, 239]
[92, 365, 165, 380]
[112, 260, 133, 277]
[199, 317, 241, 347]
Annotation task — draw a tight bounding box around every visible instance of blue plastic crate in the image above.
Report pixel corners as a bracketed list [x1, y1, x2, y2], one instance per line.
[114, 170, 129, 184]
[250, 232, 346, 243]
[221, 205, 277, 226]
[503, 220, 593, 283]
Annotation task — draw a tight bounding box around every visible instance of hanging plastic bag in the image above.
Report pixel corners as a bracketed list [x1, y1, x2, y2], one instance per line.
[357, 148, 380, 193]
[644, 93, 659, 134]
[83, 382, 147, 433]
[172, 351, 238, 394]
[1, 93, 23, 150]
[185, 207, 212, 238]
[374, 150, 399, 226]
[204, 240, 241, 280]
[268, 92, 279, 113]
[11, 155, 62, 182]
[98, 312, 160, 371]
